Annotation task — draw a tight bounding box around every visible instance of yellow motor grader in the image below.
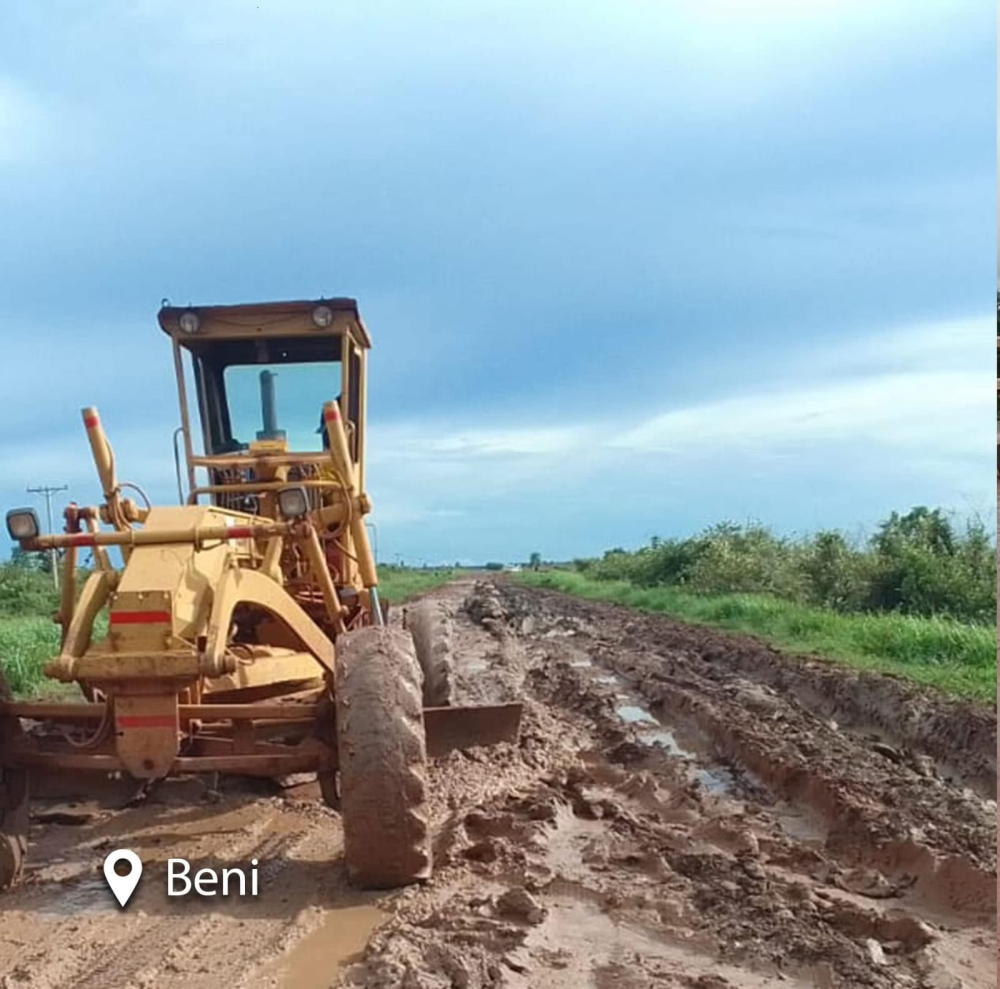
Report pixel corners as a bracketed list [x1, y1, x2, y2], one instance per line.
[0, 298, 520, 889]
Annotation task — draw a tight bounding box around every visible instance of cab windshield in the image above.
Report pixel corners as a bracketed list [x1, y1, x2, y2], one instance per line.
[188, 335, 343, 456]
[223, 362, 339, 452]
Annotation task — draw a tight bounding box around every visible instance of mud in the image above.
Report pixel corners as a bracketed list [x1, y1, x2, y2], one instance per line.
[0, 576, 994, 989]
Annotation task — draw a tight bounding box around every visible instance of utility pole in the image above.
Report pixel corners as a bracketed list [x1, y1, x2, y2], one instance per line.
[27, 484, 67, 590]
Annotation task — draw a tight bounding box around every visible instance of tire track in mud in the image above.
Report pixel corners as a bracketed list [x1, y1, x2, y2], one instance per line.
[0, 577, 994, 989]
[0, 796, 345, 989]
[344, 578, 996, 989]
[65, 822, 311, 989]
[511, 583, 996, 906]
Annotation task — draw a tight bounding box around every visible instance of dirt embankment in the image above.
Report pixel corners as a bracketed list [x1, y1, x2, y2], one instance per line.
[0, 577, 993, 989]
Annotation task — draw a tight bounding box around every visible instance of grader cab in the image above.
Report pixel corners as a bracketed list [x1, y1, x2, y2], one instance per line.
[0, 298, 520, 890]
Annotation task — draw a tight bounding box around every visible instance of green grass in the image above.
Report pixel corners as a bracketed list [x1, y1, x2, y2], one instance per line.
[378, 567, 455, 604]
[516, 571, 997, 702]
[0, 616, 63, 697]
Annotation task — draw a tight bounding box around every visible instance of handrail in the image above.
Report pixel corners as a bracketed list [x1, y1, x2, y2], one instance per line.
[172, 426, 186, 504]
[191, 452, 329, 470]
[187, 478, 342, 503]
[22, 520, 297, 551]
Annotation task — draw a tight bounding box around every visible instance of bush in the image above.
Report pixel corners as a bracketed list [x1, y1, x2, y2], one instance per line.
[568, 507, 995, 624]
[799, 531, 869, 612]
[0, 562, 59, 618]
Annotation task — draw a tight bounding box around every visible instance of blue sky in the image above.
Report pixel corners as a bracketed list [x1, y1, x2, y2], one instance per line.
[0, 0, 994, 564]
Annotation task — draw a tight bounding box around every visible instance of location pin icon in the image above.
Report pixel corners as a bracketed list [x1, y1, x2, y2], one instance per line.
[103, 849, 142, 908]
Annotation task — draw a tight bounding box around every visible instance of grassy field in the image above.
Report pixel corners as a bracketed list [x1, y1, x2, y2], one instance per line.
[516, 571, 996, 702]
[0, 616, 65, 697]
[379, 567, 455, 604]
[0, 568, 454, 698]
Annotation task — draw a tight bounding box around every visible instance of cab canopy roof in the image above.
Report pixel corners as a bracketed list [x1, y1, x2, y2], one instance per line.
[158, 298, 371, 348]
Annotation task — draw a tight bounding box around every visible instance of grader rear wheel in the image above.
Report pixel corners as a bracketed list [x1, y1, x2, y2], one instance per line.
[335, 627, 431, 888]
[406, 599, 454, 707]
[0, 668, 27, 891]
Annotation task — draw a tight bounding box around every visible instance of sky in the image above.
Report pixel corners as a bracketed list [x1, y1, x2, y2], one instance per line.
[0, 0, 994, 565]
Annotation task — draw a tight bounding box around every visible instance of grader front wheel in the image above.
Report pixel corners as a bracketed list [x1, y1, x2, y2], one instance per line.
[0, 669, 27, 891]
[335, 627, 431, 888]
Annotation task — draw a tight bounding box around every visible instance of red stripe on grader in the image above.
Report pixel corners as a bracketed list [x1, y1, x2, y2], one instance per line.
[65, 534, 97, 548]
[323, 406, 340, 422]
[225, 526, 256, 539]
[83, 415, 100, 429]
[117, 715, 177, 729]
[109, 610, 172, 625]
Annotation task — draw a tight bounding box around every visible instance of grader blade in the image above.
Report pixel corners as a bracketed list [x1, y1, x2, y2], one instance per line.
[422, 703, 522, 758]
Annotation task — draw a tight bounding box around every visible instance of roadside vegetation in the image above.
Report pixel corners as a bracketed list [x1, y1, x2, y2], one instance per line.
[0, 616, 65, 697]
[378, 565, 454, 604]
[0, 558, 453, 698]
[519, 507, 997, 702]
[0, 559, 64, 696]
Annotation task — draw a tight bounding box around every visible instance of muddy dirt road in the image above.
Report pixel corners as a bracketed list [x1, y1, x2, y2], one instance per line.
[0, 578, 994, 988]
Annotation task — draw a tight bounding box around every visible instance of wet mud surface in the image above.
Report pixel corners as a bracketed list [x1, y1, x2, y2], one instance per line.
[0, 577, 994, 988]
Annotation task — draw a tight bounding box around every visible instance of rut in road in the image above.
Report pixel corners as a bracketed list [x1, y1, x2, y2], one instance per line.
[0, 576, 993, 989]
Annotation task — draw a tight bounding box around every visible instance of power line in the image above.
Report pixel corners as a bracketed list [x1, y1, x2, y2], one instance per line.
[27, 484, 67, 590]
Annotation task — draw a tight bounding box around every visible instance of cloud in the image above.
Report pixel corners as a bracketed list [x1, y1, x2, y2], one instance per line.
[0, 2, 988, 562]
[0, 308, 988, 564]
[0, 426, 180, 497]
[615, 370, 987, 457]
[372, 315, 992, 474]
[360, 312, 993, 556]
[374, 425, 588, 462]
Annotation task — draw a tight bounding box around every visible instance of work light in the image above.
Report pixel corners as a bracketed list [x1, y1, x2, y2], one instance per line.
[311, 305, 334, 328]
[6, 509, 40, 541]
[277, 486, 309, 519]
[178, 310, 200, 334]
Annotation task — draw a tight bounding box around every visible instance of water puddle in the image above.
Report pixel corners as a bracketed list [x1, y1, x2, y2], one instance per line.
[589, 667, 737, 796]
[46, 876, 110, 915]
[642, 728, 687, 756]
[636, 726, 735, 795]
[615, 704, 657, 725]
[690, 767, 736, 795]
[569, 651, 830, 846]
[261, 904, 385, 989]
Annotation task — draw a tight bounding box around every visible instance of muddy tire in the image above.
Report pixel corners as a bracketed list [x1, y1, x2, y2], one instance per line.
[0, 668, 27, 891]
[335, 627, 431, 888]
[406, 600, 454, 707]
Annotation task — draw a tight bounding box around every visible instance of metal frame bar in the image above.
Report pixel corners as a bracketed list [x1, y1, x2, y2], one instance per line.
[14, 751, 324, 776]
[23, 520, 296, 551]
[188, 479, 344, 502]
[2, 702, 321, 722]
[171, 334, 198, 495]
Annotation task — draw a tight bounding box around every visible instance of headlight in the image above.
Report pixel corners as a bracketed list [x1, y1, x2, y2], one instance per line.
[179, 310, 200, 334]
[6, 509, 40, 541]
[311, 305, 334, 328]
[277, 486, 309, 519]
